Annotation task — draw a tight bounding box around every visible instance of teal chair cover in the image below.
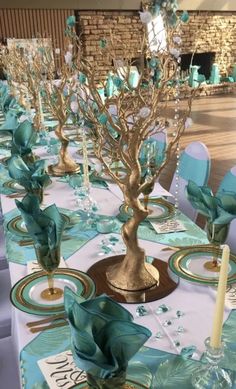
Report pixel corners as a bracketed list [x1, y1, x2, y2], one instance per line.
[216, 166, 236, 253]
[216, 166, 236, 196]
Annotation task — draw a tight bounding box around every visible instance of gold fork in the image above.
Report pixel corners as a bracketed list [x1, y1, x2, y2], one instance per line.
[30, 321, 68, 333]
[27, 313, 67, 333]
[27, 313, 66, 328]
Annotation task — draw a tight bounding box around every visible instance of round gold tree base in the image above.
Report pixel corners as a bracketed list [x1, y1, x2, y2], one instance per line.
[204, 261, 221, 272]
[40, 287, 63, 301]
[87, 255, 178, 303]
[48, 163, 80, 177]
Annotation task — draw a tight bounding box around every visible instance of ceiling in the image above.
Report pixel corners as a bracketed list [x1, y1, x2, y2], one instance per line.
[0, 0, 235, 10]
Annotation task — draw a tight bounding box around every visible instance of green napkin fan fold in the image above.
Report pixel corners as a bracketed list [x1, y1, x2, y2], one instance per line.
[64, 287, 151, 382]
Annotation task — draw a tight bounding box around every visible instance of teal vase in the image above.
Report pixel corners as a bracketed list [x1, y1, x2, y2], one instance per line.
[209, 63, 220, 84]
[232, 64, 236, 82]
[189, 66, 200, 88]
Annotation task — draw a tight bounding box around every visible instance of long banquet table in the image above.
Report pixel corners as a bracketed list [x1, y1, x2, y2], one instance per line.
[1, 142, 236, 388]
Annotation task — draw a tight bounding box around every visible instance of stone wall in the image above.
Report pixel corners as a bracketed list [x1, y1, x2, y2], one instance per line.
[77, 10, 236, 86]
[180, 11, 236, 76]
[77, 10, 144, 80]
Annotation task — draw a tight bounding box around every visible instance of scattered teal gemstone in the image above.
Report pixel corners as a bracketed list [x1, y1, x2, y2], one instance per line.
[109, 236, 119, 243]
[177, 326, 185, 334]
[155, 331, 163, 339]
[163, 320, 173, 327]
[156, 304, 170, 314]
[136, 305, 148, 317]
[101, 245, 112, 254]
[180, 345, 197, 359]
[176, 310, 184, 318]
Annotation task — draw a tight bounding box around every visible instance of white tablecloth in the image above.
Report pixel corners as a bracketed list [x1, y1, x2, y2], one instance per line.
[0, 150, 231, 371]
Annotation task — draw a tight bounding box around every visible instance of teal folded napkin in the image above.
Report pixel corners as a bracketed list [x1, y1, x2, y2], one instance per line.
[15, 194, 67, 272]
[11, 120, 37, 157]
[7, 155, 51, 193]
[186, 180, 236, 224]
[0, 110, 19, 132]
[64, 287, 151, 382]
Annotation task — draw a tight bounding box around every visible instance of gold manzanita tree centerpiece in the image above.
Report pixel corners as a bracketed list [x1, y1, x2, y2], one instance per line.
[0, 39, 53, 131]
[40, 18, 81, 176]
[74, 1, 193, 302]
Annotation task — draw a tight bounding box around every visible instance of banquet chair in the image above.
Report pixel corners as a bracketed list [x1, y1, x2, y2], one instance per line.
[216, 165, 236, 254]
[0, 268, 12, 338]
[169, 141, 211, 222]
[0, 336, 21, 389]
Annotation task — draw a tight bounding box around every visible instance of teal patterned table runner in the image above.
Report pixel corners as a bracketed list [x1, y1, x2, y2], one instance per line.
[20, 316, 236, 389]
[4, 207, 208, 266]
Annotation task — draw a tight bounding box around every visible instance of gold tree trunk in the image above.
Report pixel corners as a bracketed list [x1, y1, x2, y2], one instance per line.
[106, 195, 159, 291]
[48, 124, 80, 176]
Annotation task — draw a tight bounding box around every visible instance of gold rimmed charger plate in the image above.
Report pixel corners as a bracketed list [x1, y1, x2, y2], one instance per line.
[120, 198, 175, 221]
[10, 268, 96, 316]
[168, 245, 236, 286]
[7, 213, 71, 237]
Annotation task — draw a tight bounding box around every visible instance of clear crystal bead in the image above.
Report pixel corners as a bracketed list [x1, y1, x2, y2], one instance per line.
[176, 310, 184, 318]
[155, 304, 170, 314]
[136, 305, 148, 317]
[163, 320, 173, 327]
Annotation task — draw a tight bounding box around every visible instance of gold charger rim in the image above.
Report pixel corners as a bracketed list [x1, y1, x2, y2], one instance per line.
[121, 198, 175, 221]
[168, 245, 236, 285]
[10, 268, 96, 315]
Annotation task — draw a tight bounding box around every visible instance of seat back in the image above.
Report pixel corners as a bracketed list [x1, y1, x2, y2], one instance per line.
[216, 165, 236, 253]
[169, 141, 211, 221]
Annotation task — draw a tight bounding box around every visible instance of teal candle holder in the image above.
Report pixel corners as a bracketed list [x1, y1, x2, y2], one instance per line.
[191, 337, 233, 388]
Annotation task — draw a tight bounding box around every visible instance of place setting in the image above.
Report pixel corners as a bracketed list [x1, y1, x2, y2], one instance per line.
[10, 195, 96, 317]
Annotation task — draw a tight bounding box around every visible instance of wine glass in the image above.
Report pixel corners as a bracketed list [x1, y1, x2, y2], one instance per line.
[35, 245, 63, 301]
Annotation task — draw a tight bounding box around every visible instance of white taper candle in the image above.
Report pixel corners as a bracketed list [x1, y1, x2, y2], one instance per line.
[210, 244, 230, 349]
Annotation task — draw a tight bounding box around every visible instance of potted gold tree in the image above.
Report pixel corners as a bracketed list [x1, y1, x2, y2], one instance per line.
[75, 1, 193, 302]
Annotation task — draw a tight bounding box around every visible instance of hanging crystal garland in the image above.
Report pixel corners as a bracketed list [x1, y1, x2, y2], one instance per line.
[172, 29, 182, 212]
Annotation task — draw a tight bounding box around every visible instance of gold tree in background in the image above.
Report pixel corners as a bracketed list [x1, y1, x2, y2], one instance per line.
[75, 3, 193, 300]
[39, 17, 81, 176]
[0, 39, 54, 130]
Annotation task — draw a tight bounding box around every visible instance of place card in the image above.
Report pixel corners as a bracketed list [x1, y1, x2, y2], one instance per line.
[37, 350, 87, 389]
[151, 219, 187, 234]
[27, 257, 67, 274]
